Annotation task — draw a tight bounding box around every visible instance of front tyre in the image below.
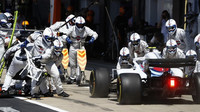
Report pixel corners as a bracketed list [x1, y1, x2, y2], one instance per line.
[117, 73, 142, 104]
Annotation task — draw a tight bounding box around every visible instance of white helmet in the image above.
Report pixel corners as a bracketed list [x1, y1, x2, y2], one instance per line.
[65, 14, 75, 23]
[42, 27, 55, 46]
[130, 33, 140, 47]
[166, 39, 177, 55]
[0, 19, 8, 28]
[119, 47, 130, 67]
[194, 33, 200, 48]
[120, 47, 130, 60]
[186, 49, 197, 60]
[53, 39, 63, 56]
[165, 19, 177, 36]
[29, 31, 42, 42]
[75, 16, 85, 32]
[4, 12, 13, 22]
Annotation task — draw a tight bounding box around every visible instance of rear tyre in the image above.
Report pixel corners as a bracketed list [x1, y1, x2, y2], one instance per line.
[192, 73, 200, 104]
[117, 73, 142, 104]
[89, 67, 110, 97]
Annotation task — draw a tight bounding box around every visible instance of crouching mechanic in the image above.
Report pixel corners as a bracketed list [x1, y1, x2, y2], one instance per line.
[165, 19, 189, 52]
[128, 32, 149, 62]
[44, 39, 65, 94]
[185, 50, 197, 77]
[162, 39, 186, 78]
[31, 27, 69, 98]
[63, 16, 98, 83]
[116, 47, 131, 69]
[0, 31, 41, 95]
[162, 39, 185, 59]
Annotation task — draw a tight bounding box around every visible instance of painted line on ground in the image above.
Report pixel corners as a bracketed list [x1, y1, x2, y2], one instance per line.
[15, 97, 69, 112]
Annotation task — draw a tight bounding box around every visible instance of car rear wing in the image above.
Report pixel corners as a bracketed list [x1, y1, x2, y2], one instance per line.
[147, 58, 196, 68]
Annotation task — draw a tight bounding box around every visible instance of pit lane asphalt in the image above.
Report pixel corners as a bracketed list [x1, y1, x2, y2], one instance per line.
[0, 59, 116, 112]
[0, 97, 59, 112]
[1, 59, 200, 112]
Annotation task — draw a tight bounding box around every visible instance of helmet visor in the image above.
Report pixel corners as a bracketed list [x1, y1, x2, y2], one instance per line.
[121, 55, 129, 60]
[186, 55, 197, 59]
[0, 21, 8, 28]
[76, 23, 84, 28]
[132, 40, 140, 46]
[167, 46, 177, 54]
[44, 35, 55, 42]
[54, 46, 63, 52]
[167, 25, 176, 32]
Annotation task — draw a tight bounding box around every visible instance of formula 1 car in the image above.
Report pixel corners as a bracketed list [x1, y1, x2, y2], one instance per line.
[89, 51, 199, 104]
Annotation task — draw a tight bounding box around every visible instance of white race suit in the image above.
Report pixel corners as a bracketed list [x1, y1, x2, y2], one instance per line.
[50, 21, 73, 47]
[31, 37, 64, 95]
[167, 28, 189, 52]
[2, 43, 33, 91]
[63, 26, 98, 79]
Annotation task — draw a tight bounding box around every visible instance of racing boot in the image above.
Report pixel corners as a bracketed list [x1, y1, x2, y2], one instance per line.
[31, 93, 40, 99]
[44, 92, 54, 97]
[58, 91, 69, 97]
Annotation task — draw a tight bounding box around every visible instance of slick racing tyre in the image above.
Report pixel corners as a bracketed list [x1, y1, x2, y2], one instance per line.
[89, 67, 110, 97]
[117, 73, 142, 104]
[192, 73, 200, 104]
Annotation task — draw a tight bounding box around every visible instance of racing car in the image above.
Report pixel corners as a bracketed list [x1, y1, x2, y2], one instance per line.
[89, 51, 200, 104]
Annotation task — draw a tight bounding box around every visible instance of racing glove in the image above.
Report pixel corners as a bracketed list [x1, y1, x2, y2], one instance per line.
[89, 37, 95, 44]
[20, 39, 29, 49]
[20, 40, 29, 56]
[66, 36, 72, 44]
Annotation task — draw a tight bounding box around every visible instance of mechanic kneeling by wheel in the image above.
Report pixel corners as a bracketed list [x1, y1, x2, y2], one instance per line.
[116, 47, 132, 69]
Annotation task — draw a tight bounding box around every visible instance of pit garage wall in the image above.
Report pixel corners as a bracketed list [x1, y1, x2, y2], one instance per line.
[145, 0, 199, 28]
[145, 0, 173, 26]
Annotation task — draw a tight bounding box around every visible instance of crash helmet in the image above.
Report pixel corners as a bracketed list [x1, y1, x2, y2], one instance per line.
[194, 34, 200, 48]
[53, 39, 63, 56]
[42, 27, 55, 46]
[165, 19, 177, 36]
[29, 31, 42, 42]
[65, 14, 75, 25]
[186, 49, 197, 60]
[4, 12, 13, 22]
[119, 47, 130, 64]
[75, 16, 85, 32]
[0, 19, 8, 28]
[166, 39, 177, 55]
[130, 33, 140, 48]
